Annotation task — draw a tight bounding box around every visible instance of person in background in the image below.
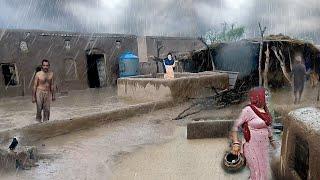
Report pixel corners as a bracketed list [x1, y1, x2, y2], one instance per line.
[230, 87, 276, 180]
[32, 59, 55, 122]
[291, 56, 306, 104]
[163, 53, 175, 79]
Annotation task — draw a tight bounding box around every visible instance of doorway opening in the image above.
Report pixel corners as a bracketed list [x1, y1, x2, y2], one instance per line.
[86, 53, 107, 88]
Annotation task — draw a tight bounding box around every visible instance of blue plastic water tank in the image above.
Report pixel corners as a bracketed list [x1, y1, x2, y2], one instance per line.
[119, 52, 139, 77]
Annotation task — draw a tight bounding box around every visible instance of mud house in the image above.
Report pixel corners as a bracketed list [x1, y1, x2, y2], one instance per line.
[0, 29, 205, 98]
[0, 29, 138, 97]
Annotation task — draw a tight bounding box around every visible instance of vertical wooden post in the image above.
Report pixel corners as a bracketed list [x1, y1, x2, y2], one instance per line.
[263, 43, 270, 88]
[288, 47, 293, 71]
[317, 82, 320, 101]
[258, 23, 267, 86]
[23, 77, 25, 96]
[198, 37, 215, 71]
[156, 40, 164, 73]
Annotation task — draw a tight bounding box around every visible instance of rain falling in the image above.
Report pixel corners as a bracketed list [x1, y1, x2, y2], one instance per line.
[0, 0, 320, 179]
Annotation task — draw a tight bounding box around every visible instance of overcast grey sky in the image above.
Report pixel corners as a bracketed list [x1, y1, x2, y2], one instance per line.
[0, 0, 319, 43]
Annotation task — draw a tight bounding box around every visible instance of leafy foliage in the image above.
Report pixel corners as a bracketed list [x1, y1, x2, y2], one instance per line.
[205, 23, 245, 44]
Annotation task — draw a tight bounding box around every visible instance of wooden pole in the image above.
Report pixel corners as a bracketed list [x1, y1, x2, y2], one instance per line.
[198, 37, 215, 70]
[263, 43, 270, 88]
[156, 40, 164, 73]
[23, 77, 25, 96]
[258, 23, 267, 86]
[317, 80, 320, 101]
[288, 47, 293, 71]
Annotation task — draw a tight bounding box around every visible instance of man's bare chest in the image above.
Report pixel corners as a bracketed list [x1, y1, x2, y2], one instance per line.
[38, 74, 52, 84]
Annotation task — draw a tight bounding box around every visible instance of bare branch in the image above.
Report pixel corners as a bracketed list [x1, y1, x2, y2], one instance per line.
[271, 46, 292, 84]
[258, 22, 267, 86]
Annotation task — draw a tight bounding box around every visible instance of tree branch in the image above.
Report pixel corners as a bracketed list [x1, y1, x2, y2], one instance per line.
[271, 46, 292, 84]
[258, 22, 267, 86]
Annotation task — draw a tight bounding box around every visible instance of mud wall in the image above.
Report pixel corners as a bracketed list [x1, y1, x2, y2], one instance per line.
[0, 29, 138, 97]
[279, 107, 320, 180]
[146, 36, 205, 58]
[117, 72, 229, 102]
[0, 29, 208, 98]
[139, 36, 206, 74]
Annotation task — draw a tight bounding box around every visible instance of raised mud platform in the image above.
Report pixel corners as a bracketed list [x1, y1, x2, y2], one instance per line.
[117, 72, 229, 101]
[278, 107, 320, 180]
[0, 100, 174, 145]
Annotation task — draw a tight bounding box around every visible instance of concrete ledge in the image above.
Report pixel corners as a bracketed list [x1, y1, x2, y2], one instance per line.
[187, 120, 234, 139]
[0, 100, 175, 145]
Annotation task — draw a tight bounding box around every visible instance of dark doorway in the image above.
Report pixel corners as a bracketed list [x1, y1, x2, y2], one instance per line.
[294, 136, 309, 180]
[86, 54, 106, 88]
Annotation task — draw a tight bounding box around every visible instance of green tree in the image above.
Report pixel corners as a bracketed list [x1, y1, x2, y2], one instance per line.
[225, 26, 245, 42]
[205, 23, 245, 44]
[205, 30, 219, 44]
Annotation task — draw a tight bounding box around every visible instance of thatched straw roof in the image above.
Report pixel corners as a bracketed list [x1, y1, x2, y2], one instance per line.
[205, 34, 319, 55]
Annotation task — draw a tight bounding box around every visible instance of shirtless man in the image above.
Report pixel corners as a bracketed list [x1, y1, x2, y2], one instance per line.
[32, 59, 55, 122]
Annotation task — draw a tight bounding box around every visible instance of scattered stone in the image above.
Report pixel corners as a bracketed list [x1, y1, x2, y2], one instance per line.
[0, 146, 38, 171]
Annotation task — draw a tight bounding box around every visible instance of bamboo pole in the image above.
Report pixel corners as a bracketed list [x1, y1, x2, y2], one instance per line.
[288, 47, 293, 71]
[258, 23, 267, 86]
[317, 81, 320, 101]
[263, 43, 270, 88]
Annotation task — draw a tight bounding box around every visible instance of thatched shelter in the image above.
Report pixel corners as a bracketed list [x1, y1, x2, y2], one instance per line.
[189, 34, 320, 89]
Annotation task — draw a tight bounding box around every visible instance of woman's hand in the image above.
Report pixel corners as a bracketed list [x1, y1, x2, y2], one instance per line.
[270, 140, 277, 150]
[231, 144, 241, 155]
[269, 136, 277, 150]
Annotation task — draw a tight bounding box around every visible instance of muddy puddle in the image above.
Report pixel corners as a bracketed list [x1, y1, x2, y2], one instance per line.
[111, 132, 251, 180]
[0, 104, 262, 180]
[0, 85, 296, 180]
[1, 105, 181, 180]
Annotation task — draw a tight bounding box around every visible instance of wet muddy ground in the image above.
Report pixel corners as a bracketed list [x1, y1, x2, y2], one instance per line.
[0, 87, 146, 131]
[1, 103, 254, 180]
[0, 83, 318, 179]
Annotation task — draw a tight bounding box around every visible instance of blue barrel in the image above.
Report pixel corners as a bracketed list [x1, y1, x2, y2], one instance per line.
[119, 52, 139, 77]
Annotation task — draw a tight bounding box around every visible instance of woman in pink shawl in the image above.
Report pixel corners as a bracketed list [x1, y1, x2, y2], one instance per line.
[230, 87, 276, 180]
